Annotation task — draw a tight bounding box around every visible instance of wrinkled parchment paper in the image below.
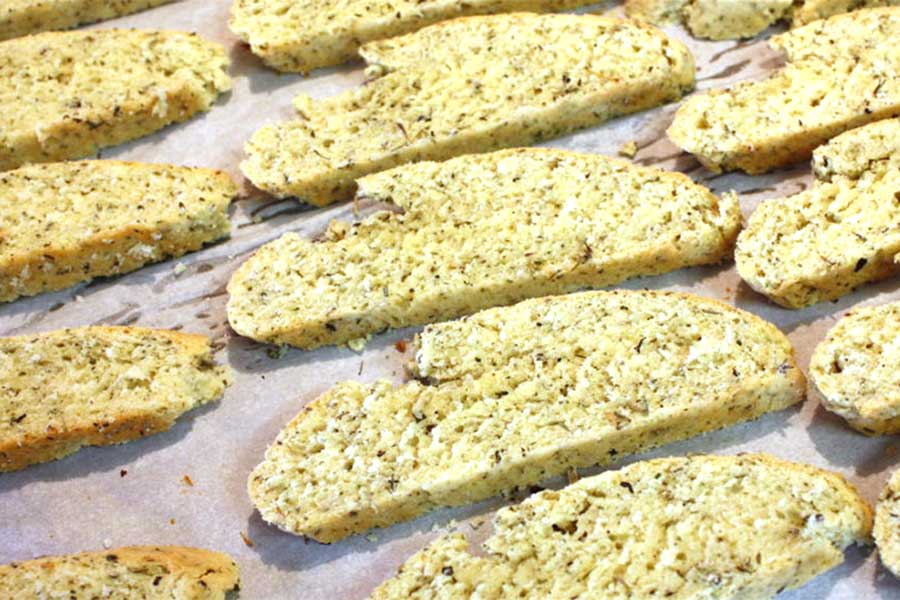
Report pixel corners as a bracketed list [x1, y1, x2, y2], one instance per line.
[1, 1, 899, 598]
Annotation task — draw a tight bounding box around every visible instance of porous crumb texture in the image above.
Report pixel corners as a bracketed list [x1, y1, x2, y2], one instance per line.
[227, 148, 740, 349]
[0, 161, 237, 303]
[0, 0, 176, 41]
[625, 0, 900, 40]
[0, 545, 240, 599]
[734, 119, 900, 308]
[230, 0, 592, 73]
[240, 13, 695, 205]
[667, 7, 900, 174]
[810, 301, 900, 434]
[0, 29, 231, 171]
[371, 454, 872, 599]
[248, 291, 805, 543]
[0, 326, 233, 472]
[875, 469, 900, 577]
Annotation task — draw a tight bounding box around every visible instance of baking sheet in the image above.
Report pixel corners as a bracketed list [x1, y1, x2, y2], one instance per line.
[1, 1, 899, 598]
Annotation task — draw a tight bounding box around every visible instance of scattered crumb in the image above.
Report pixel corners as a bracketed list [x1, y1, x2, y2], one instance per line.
[469, 519, 486, 531]
[394, 340, 407, 353]
[169, 518, 176, 525]
[102, 538, 112, 549]
[567, 468, 580, 484]
[347, 336, 369, 352]
[119, 469, 128, 477]
[173, 262, 187, 276]
[618, 140, 638, 158]
[183, 474, 194, 486]
[358, 361, 364, 376]
[240, 531, 255, 548]
[366, 533, 379, 542]
[266, 344, 288, 359]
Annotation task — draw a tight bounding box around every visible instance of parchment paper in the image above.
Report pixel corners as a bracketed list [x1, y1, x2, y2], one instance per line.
[1, 1, 899, 598]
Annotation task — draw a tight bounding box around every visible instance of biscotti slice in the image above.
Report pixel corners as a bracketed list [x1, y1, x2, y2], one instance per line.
[230, 0, 594, 73]
[0, 546, 239, 599]
[0, 161, 236, 302]
[241, 13, 695, 205]
[0, 1, 176, 41]
[792, 0, 900, 26]
[667, 7, 900, 174]
[625, 0, 793, 40]
[875, 469, 900, 578]
[228, 149, 739, 349]
[809, 301, 900, 434]
[735, 119, 900, 308]
[0, 29, 230, 171]
[371, 454, 872, 599]
[0, 326, 232, 472]
[248, 290, 805, 542]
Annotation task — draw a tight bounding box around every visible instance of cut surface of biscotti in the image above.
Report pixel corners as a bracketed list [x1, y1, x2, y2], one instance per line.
[0, 545, 239, 599]
[875, 468, 900, 578]
[248, 291, 805, 543]
[0, 29, 230, 171]
[370, 454, 872, 599]
[734, 119, 900, 308]
[230, 0, 593, 73]
[792, 0, 900, 25]
[810, 301, 900, 434]
[0, 161, 236, 302]
[228, 149, 740, 349]
[625, 0, 793, 40]
[0, 326, 232, 472]
[0, 1, 176, 41]
[241, 13, 695, 205]
[667, 8, 900, 174]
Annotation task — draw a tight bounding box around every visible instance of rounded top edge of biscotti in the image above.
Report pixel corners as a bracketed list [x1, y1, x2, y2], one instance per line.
[771, 5, 900, 51]
[4, 325, 217, 354]
[0, 27, 226, 48]
[0, 159, 237, 185]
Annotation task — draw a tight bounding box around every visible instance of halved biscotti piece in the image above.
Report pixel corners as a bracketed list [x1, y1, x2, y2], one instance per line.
[0, 161, 236, 302]
[735, 119, 900, 308]
[0, 326, 232, 472]
[241, 13, 695, 205]
[0, 1, 176, 41]
[667, 7, 900, 174]
[248, 290, 805, 542]
[0, 546, 239, 599]
[371, 454, 872, 599]
[0, 29, 230, 171]
[809, 301, 900, 434]
[230, 0, 593, 73]
[625, 0, 793, 40]
[875, 469, 900, 578]
[228, 149, 739, 349]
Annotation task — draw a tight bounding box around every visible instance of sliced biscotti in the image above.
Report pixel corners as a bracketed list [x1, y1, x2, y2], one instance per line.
[241, 13, 695, 205]
[0, 1, 176, 41]
[0, 29, 230, 171]
[793, 0, 900, 26]
[809, 301, 900, 434]
[735, 119, 900, 308]
[667, 8, 900, 174]
[0, 326, 232, 472]
[248, 291, 804, 542]
[371, 454, 872, 599]
[0, 546, 239, 599]
[625, 0, 793, 40]
[0, 161, 236, 302]
[875, 469, 900, 577]
[230, 0, 593, 73]
[228, 149, 739, 349]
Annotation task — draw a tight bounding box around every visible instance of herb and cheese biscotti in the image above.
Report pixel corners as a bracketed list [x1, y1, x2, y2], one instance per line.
[0, 327, 232, 472]
[625, 0, 900, 39]
[735, 119, 900, 308]
[230, 0, 594, 73]
[241, 13, 695, 205]
[0, 1, 176, 41]
[371, 454, 871, 599]
[0, 30, 230, 171]
[228, 149, 739, 349]
[0, 161, 236, 302]
[667, 8, 900, 174]
[809, 301, 900, 435]
[875, 469, 900, 578]
[0, 546, 239, 599]
[248, 290, 804, 542]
